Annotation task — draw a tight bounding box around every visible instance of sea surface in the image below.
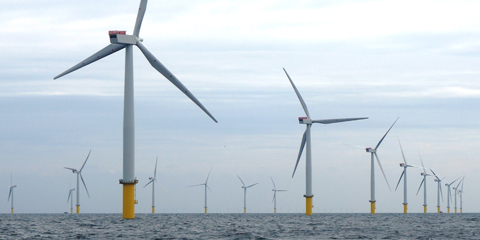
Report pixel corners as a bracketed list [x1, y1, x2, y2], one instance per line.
[0, 213, 479, 239]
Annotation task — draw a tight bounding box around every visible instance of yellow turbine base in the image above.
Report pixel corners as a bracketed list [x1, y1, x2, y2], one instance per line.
[424, 206, 427, 213]
[306, 197, 313, 215]
[447, 207, 450, 213]
[244, 208, 246, 214]
[71, 208, 73, 214]
[403, 204, 407, 214]
[274, 208, 276, 214]
[370, 202, 375, 215]
[123, 184, 136, 219]
[437, 206, 440, 213]
[205, 207, 207, 214]
[455, 208, 457, 213]
[11, 208, 13, 214]
[461, 209, 463, 213]
[152, 206, 155, 214]
[76, 205, 80, 214]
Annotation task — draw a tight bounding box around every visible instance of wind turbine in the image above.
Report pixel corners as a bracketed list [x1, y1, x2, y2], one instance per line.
[187, 168, 212, 214]
[8, 174, 16, 214]
[237, 175, 258, 213]
[445, 177, 460, 213]
[416, 152, 431, 213]
[270, 177, 287, 213]
[459, 177, 465, 213]
[67, 188, 76, 214]
[453, 176, 464, 213]
[54, 0, 217, 219]
[64, 150, 91, 214]
[394, 138, 414, 214]
[349, 118, 398, 214]
[284, 68, 368, 215]
[430, 169, 445, 213]
[143, 156, 158, 213]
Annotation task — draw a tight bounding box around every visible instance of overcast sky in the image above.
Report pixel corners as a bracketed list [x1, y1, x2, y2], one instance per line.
[1, 0, 479, 214]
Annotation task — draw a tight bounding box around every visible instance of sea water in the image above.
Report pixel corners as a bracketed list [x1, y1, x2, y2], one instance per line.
[0, 213, 479, 239]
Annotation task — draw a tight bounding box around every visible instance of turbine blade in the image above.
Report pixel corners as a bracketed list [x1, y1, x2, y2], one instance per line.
[186, 183, 204, 188]
[277, 190, 287, 192]
[418, 151, 426, 173]
[67, 191, 72, 203]
[283, 68, 310, 119]
[237, 175, 245, 187]
[270, 177, 276, 190]
[292, 128, 307, 178]
[144, 180, 154, 188]
[206, 184, 213, 193]
[8, 188, 12, 202]
[154, 156, 158, 179]
[395, 170, 405, 191]
[343, 143, 366, 149]
[205, 166, 213, 184]
[440, 184, 444, 202]
[272, 192, 275, 203]
[79, 149, 92, 172]
[461, 177, 465, 192]
[397, 137, 407, 165]
[80, 174, 90, 198]
[374, 117, 399, 150]
[374, 152, 391, 191]
[430, 168, 440, 180]
[133, 0, 148, 37]
[312, 117, 368, 124]
[136, 42, 217, 123]
[64, 167, 77, 171]
[416, 178, 424, 195]
[246, 183, 258, 188]
[54, 44, 126, 80]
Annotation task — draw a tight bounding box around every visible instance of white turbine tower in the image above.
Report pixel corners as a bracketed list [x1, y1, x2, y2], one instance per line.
[187, 168, 213, 214]
[8, 175, 16, 214]
[430, 169, 445, 213]
[67, 188, 76, 214]
[453, 176, 464, 213]
[270, 177, 287, 213]
[237, 175, 258, 213]
[445, 177, 460, 213]
[64, 150, 91, 214]
[54, 0, 217, 219]
[394, 138, 414, 214]
[349, 118, 398, 214]
[143, 156, 158, 214]
[415, 152, 431, 213]
[284, 68, 368, 215]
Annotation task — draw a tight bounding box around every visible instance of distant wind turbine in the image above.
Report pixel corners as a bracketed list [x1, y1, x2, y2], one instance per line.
[143, 156, 159, 213]
[416, 152, 431, 213]
[459, 177, 465, 213]
[453, 176, 464, 213]
[67, 188, 75, 214]
[394, 138, 414, 214]
[54, 0, 217, 219]
[445, 177, 460, 213]
[430, 169, 445, 213]
[348, 118, 398, 214]
[284, 68, 367, 215]
[237, 175, 258, 213]
[64, 150, 91, 214]
[270, 177, 287, 213]
[8, 174, 16, 214]
[187, 168, 213, 214]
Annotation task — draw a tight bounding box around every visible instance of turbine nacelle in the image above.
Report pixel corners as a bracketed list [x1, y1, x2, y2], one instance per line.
[421, 172, 425, 176]
[149, 177, 153, 180]
[399, 163, 405, 167]
[434, 179, 440, 182]
[109, 31, 138, 45]
[298, 117, 311, 124]
[366, 148, 376, 153]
